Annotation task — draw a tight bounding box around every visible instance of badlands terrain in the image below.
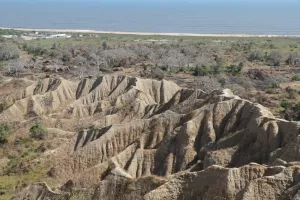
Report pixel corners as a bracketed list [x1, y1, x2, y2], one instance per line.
[1, 30, 300, 199]
[0, 74, 299, 200]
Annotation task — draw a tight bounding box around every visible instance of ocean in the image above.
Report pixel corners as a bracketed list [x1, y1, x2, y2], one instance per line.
[1, 1, 300, 35]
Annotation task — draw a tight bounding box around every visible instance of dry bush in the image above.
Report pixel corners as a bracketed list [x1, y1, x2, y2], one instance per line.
[5, 60, 26, 77]
[196, 76, 223, 92]
[286, 53, 300, 66]
[0, 42, 19, 61]
[225, 84, 246, 96]
[266, 51, 282, 66]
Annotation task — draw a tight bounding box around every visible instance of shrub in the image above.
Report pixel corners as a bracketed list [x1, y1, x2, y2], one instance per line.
[226, 84, 246, 96]
[266, 88, 274, 94]
[248, 69, 266, 80]
[42, 95, 54, 107]
[287, 90, 298, 99]
[283, 102, 300, 121]
[23, 43, 45, 56]
[247, 50, 264, 62]
[151, 67, 165, 80]
[280, 101, 289, 108]
[0, 123, 11, 144]
[62, 51, 72, 62]
[49, 49, 61, 59]
[293, 103, 300, 112]
[193, 65, 212, 76]
[5, 60, 25, 77]
[30, 123, 47, 140]
[102, 41, 108, 50]
[197, 77, 223, 93]
[292, 74, 300, 81]
[266, 51, 282, 66]
[0, 101, 9, 113]
[226, 63, 243, 75]
[270, 79, 280, 88]
[218, 77, 226, 87]
[286, 53, 300, 67]
[0, 43, 19, 61]
[140, 67, 165, 80]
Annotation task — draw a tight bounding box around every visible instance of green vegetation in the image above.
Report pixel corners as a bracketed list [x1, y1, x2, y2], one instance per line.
[225, 63, 243, 75]
[266, 88, 274, 94]
[0, 132, 56, 199]
[30, 123, 47, 140]
[0, 29, 24, 36]
[193, 65, 213, 76]
[22, 43, 47, 56]
[0, 123, 11, 144]
[270, 80, 281, 89]
[280, 101, 289, 108]
[2, 29, 300, 199]
[292, 74, 300, 81]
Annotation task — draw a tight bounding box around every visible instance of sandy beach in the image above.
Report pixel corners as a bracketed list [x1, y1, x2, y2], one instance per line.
[1, 27, 300, 38]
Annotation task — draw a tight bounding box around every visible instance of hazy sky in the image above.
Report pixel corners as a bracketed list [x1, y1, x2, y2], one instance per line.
[0, 0, 300, 3]
[1, 0, 299, 7]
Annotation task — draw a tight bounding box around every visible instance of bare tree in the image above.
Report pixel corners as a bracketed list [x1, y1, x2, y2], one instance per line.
[247, 50, 264, 62]
[286, 53, 300, 66]
[87, 53, 100, 67]
[5, 60, 25, 77]
[72, 55, 87, 67]
[266, 51, 282, 66]
[100, 48, 137, 68]
[132, 45, 152, 60]
[0, 42, 19, 61]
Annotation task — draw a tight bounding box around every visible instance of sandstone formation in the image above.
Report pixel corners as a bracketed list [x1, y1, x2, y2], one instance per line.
[1, 75, 299, 200]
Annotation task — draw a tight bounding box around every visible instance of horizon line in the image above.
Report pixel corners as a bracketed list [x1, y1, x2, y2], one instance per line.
[1, 27, 300, 38]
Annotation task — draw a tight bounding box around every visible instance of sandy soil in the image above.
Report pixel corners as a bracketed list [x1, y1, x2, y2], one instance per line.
[1, 27, 300, 38]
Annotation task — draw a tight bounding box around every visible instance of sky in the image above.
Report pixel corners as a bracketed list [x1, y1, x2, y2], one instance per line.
[0, 0, 299, 6]
[1, 0, 299, 8]
[0, 0, 299, 2]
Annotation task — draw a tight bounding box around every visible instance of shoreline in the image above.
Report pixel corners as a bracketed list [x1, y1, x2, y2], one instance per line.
[1, 27, 300, 38]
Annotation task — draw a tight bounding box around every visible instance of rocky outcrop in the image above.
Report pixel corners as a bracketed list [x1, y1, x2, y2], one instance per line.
[3, 75, 300, 200]
[145, 164, 300, 200]
[10, 182, 69, 200]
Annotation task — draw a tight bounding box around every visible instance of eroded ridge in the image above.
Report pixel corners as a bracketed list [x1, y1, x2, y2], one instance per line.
[3, 75, 300, 200]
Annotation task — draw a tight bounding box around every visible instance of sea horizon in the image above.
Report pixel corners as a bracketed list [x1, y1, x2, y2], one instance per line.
[1, 0, 300, 35]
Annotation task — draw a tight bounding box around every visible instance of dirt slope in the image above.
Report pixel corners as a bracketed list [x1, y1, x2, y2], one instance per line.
[1, 75, 300, 200]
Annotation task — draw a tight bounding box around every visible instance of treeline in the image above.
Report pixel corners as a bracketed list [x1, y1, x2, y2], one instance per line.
[0, 29, 24, 36]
